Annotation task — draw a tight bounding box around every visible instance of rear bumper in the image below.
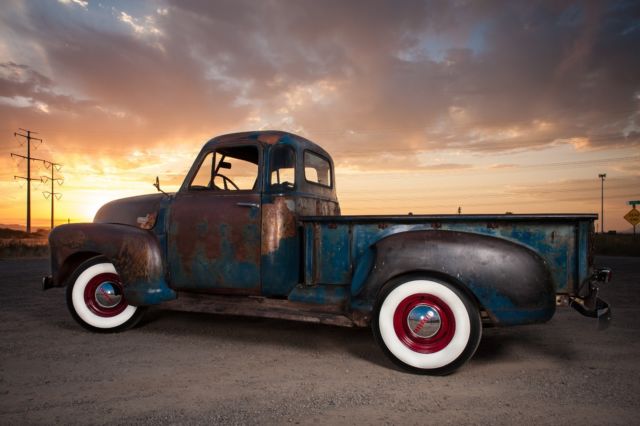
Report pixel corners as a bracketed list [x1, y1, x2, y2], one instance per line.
[569, 267, 612, 329]
[570, 296, 611, 329]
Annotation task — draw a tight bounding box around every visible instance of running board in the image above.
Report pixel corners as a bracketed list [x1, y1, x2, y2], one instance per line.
[163, 292, 357, 328]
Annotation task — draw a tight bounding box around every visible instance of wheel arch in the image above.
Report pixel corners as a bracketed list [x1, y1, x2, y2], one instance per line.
[56, 251, 102, 288]
[49, 223, 176, 306]
[353, 229, 556, 326]
[375, 269, 484, 314]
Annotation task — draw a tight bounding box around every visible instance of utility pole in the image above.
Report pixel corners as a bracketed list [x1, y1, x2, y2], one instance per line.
[11, 129, 44, 233]
[41, 161, 63, 230]
[598, 173, 606, 234]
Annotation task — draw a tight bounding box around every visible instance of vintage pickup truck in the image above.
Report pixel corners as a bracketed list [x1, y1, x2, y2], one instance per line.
[44, 130, 611, 374]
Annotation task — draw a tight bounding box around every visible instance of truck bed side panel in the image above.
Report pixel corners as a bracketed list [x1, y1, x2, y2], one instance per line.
[302, 215, 595, 325]
[303, 216, 593, 295]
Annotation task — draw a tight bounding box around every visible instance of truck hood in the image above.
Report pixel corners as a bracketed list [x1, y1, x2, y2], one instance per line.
[94, 193, 168, 228]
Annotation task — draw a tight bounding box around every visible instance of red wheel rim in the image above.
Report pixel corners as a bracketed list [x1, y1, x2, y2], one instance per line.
[393, 294, 456, 353]
[83, 273, 127, 317]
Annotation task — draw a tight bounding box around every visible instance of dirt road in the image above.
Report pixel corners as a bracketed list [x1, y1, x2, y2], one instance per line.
[1, 256, 638, 425]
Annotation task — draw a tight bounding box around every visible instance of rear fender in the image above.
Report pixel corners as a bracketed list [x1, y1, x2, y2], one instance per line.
[352, 230, 555, 326]
[49, 223, 176, 306]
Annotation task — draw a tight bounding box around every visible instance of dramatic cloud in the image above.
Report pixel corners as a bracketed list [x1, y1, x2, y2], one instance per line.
[0, 0, 638, 229]
[1, 0, 638, 155]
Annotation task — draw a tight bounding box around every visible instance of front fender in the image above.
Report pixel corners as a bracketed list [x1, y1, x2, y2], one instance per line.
[49, 223, 176, 306]
[352, 230, 555, 326]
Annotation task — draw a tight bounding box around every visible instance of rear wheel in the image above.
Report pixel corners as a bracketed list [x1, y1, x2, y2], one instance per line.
[373, 276, 482, 375]
[66, 256, 145, 332]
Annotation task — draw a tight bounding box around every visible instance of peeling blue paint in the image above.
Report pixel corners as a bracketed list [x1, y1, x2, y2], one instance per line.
[261, 236, 299, 296]
[304, 218, 590, 297]
[350, 247, 375, 297]
[288, 284, 348, 305]
[317, 225, 351, 284]
[124, 278, 176, 306]
[300, 216, 591, 325]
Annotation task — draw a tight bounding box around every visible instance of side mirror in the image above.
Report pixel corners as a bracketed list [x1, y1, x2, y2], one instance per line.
[154, 176, 169, 196]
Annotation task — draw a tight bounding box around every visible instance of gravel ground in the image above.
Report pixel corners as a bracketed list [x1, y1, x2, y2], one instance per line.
[0, 256, 638, 425]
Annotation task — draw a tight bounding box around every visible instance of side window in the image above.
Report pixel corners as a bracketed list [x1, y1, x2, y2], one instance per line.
[304, 151, 332, 188]
[190, 145, 259, 191]
[269, 145, 296, 191]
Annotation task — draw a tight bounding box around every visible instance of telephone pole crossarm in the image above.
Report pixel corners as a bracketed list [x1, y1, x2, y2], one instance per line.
[11, 153, 49, 164]
[14, 175, 36, 181]
[14, 131, 42, 143]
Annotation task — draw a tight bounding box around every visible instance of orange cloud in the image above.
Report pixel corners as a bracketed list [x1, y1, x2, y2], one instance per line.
[1, 1, 639, 231]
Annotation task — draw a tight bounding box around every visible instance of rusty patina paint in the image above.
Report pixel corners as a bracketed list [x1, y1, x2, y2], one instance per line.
[94, 193, 165, 227]
[207, 130, 285, 147]
[350, 310, 371, 327]
[257, 133, 281, 144]
[113, 235, 159, 283]
[170, 201, 260, 269]
[58, 229, 88, 250]
[295, 196, 340, 217]
[260, 195, 300, 297]
[167, 191, 261, 293]
[261, 196, 297, 254]
[137, 212, 157, 230]
[48, 223, 175, 306]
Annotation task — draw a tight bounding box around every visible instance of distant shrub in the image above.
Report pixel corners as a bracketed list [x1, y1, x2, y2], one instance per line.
[0, 240, 49, 258]
[0, 227, 49, 258]
[0, 228, 48, 239]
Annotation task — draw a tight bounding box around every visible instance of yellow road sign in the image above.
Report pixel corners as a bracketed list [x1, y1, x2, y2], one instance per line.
[624, 208, 640, 226]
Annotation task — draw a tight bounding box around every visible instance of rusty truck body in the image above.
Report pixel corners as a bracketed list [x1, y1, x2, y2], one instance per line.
[44, 130, 611, 374]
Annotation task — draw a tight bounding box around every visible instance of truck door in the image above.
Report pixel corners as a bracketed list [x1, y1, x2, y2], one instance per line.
[168, 144, 262, 294]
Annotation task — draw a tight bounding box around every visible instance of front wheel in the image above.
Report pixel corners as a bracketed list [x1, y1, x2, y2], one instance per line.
[373, 276, 482, 375]
[66, 257, 145, 332]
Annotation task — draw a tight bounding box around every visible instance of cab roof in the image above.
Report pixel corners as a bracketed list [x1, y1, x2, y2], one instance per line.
[203, 130, 332, 161]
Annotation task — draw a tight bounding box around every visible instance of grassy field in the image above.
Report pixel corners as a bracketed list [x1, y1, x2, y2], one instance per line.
[0, 228, 49, 258]
[1, 228, 639, 258]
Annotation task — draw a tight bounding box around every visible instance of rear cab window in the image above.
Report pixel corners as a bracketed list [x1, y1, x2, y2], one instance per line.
[304, 151, 332, 188]
[269, 145, 296, 192]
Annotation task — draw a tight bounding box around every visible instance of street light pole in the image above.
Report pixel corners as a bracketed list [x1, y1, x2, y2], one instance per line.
[598, 173, 606, 233]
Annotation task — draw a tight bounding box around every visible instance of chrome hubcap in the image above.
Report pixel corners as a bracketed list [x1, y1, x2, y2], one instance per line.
[406, 304, 442, 338]
[94, 282, 122, 309]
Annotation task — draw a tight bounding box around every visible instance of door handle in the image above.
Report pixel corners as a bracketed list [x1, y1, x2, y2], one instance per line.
[237, 202, 260, 209]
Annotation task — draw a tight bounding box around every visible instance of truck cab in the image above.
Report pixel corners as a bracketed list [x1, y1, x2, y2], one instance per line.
[164, 131, 339, 297]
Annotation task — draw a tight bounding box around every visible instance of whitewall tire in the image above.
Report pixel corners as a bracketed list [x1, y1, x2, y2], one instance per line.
[373, 276, 482, 375]
[66, 257, 145, 332]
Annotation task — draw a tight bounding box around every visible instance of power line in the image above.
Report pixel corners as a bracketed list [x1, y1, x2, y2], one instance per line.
[10, 129, 63, 232]
[11, 129, 44, 233]
[41, 161, 63, 231]
[334, 155, 640, 180]
[341, 191, 640, 212]
[340, 183, 639, 201]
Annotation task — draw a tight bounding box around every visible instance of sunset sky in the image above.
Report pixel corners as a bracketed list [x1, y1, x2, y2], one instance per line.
[1, 0, 639, 231]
